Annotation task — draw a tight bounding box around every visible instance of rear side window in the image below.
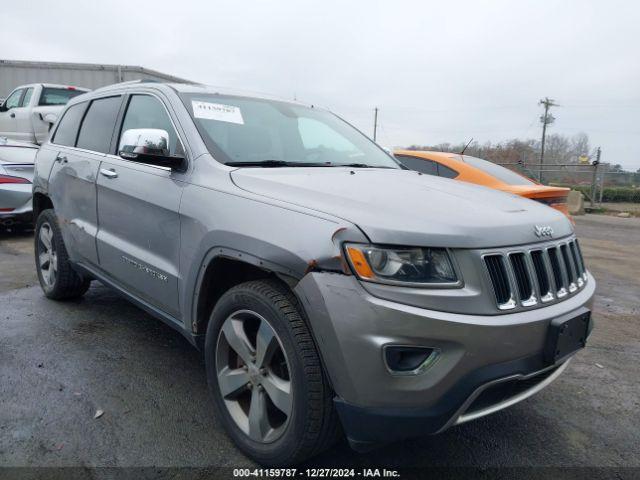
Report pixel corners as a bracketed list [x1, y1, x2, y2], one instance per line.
[76, 96, 122, 153]
[119, 95, 179, 156]
[396, 155, 438, 176]
[52, 103, 87, 147]
[39, 87, 85, 106]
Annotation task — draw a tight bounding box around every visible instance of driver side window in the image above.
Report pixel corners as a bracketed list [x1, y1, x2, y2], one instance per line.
[4, 89, 24, 109]
[119, 95, 180, 157]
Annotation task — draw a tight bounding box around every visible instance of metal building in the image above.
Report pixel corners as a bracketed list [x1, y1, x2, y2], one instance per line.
[0, 59, 194, 97]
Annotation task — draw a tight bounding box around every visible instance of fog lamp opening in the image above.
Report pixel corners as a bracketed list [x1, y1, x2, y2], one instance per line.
[384, 346, 439, 375]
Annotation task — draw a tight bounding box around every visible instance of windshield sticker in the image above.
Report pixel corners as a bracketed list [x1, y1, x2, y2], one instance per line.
[192, 101, 244, 124]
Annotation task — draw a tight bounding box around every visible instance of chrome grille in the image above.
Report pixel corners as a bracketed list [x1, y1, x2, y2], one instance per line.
[483, 237, 588, 310]
[509, 252, 536, 306]
[484, 255, 515, 309]
[560, 244, 577, 291]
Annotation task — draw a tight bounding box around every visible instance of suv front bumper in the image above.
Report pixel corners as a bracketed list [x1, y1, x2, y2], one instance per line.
[294, 271, 595, 447]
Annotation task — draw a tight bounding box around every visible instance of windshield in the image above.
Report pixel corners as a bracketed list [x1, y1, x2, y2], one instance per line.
[39, 88, 85, 106]
[180, 93, 400, 168]
[460, 155, 536, 185]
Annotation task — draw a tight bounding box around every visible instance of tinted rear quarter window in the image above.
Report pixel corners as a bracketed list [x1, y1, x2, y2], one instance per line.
[76, 96, 122, 153]
[437, 163, 459, 178]
[396, 155, 438, 176]
[52, 103, 87, 147]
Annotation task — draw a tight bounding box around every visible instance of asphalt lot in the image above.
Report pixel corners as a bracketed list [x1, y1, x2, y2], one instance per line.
[0, 215, 639, 473]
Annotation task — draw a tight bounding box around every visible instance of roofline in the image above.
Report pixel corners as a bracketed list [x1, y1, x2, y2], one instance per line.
[10, 82, 91, 90]
[0, 59, 194, 84]
[84, 81, 315, 109]
[173, 84, 318, 109]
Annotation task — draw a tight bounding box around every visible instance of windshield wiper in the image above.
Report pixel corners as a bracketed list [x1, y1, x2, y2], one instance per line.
[333, 163, 395, 169]
[225, 160, 396, 169]
[225, 160, 331, 168]
[225, 160, 290, 168]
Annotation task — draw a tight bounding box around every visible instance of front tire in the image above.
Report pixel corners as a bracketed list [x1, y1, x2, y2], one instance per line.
[34, 209, 90, 300]
[205, 279, 339, 466]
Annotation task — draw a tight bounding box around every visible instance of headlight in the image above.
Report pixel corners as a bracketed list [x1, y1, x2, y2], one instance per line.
[344, 243, 459, 286]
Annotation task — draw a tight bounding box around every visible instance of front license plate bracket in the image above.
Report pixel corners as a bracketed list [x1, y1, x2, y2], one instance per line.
[544, 308, 592, 364]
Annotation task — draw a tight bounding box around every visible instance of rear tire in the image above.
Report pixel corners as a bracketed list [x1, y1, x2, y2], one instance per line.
[205, 279, 340, 466]
[34, 209, 91, 300]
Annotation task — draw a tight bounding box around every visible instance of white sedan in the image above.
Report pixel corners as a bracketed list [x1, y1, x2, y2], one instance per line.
[0, 137, 37, 228]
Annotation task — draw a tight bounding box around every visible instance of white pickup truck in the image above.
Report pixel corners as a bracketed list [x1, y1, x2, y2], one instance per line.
[0, 83, 89, 144]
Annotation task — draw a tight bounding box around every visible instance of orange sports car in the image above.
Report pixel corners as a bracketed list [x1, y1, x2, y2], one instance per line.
[394, 150, 571, 218]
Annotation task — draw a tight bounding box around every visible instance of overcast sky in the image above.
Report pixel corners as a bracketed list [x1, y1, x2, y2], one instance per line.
[3, 0, 639, 169]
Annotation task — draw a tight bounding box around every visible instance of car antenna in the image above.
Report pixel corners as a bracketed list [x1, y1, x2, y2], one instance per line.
[459, 138, 473, 155]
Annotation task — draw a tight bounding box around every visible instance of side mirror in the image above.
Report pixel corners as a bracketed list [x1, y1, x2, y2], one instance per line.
[118, 128, 185, 170]
[42, 112, 58, 126]
[0, 103, 8, 113]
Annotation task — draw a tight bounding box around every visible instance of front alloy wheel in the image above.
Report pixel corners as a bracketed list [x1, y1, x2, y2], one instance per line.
[205, 279, 340, 466]
[216, 310, 292, 443]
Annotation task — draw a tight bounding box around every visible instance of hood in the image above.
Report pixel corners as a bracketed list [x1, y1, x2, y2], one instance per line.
[230, 168, 574, 248]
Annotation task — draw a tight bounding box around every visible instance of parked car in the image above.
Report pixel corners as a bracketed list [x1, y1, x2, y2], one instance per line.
[0, 83, 89, 144]
[395, 150, 572, 217]
[32, 82, 595, 465]
[0, 136, 38, 228]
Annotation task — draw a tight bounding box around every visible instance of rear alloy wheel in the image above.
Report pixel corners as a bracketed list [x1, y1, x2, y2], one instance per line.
[37, 222, 58, 288]
[205, 279, 340, 466]
[34, 209, 91, 300]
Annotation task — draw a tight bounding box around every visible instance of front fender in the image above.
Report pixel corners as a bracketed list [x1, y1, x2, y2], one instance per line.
[178, 182, 369, 333]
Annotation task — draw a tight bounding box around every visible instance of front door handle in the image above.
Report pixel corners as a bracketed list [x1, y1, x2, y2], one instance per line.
[100, 168, 118, 179]
[55, 155, 68, 164]
[9, 112, 15, 118]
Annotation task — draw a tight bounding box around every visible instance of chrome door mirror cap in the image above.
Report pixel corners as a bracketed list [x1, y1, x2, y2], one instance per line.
[118, 128, 185, 171]
[119, 128, 170, 157]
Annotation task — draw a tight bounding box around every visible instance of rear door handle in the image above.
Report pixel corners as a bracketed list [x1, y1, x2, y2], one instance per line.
[100, 168, 118, 179]
[55, 155, 68, 164]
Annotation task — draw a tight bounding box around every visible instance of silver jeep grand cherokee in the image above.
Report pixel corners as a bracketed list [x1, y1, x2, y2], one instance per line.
[32, 81, 595, 465]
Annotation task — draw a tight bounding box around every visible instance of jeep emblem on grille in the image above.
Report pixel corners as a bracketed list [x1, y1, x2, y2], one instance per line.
[534, 225, 554, 238]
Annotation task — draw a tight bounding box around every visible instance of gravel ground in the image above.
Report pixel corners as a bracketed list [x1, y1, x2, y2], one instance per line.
[0, 215, 638, 477]
[600, 202, 640, 215]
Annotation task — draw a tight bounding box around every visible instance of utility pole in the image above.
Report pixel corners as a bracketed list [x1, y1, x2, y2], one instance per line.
[590, 147, 601, 208]
[373, 107, 378, 142]
[538, 97, 558, 183]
